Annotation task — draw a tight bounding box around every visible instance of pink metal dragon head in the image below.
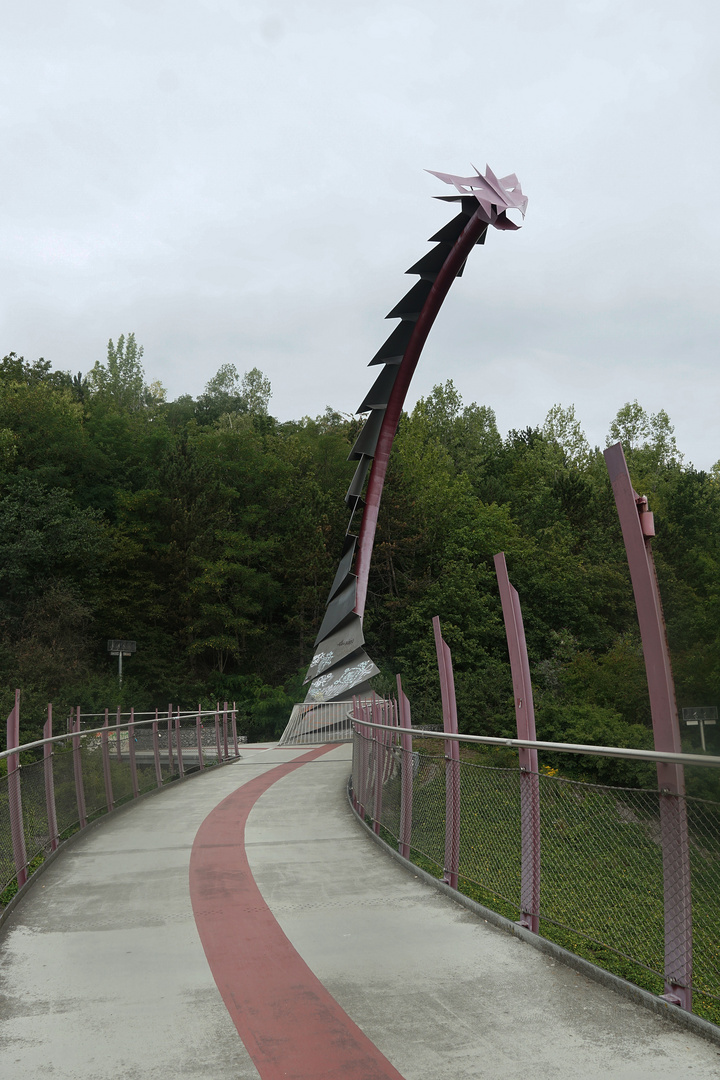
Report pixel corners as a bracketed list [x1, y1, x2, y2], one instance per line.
[426, 164, 528, 229]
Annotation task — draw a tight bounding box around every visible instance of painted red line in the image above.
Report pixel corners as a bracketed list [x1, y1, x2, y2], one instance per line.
[189, 745, 406, 1080]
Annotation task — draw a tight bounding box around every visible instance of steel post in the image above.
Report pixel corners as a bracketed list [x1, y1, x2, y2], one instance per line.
[372, 696, 383, 834]
[351, 696, 359, 811]
[116, 705, 122, 761]
[196, 706, 204, 771]
[604, 442, 692, 1010]
[397, 675, 413, 859]
[357, 699, 369, 819]
[215, 704, 222, 763]
[43, 704, 59, 853]
[128, 707, 139, 798]
[222, 701, 229, 759]
[101, 708, 114, 813]
[175, 708, 184, 779]
[167, 705, 174, 773]
[72, 706, 87, 828]
[7, 690, 27, 887]
[152, 709, 162, 787]
[433, 617, 460, 890]
[494, 553, 541, 933]
[231, 701, 239, 757]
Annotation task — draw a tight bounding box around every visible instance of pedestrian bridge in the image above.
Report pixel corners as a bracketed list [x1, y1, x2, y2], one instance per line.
[2, 725, 720, 1078]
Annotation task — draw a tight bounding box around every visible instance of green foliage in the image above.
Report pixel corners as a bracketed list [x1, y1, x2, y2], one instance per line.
[0, 340, 717, 789]
[87, 333, 156, 412]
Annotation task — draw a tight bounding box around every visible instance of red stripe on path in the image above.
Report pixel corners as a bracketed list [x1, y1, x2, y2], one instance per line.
[189, 745, 406, 1080]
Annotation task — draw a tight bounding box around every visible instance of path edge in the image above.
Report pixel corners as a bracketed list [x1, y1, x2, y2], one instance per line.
[346, 778, 720, 1049]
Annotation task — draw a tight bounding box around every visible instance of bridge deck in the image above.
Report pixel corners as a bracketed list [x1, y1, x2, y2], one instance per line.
[1, 743, 718, 1078]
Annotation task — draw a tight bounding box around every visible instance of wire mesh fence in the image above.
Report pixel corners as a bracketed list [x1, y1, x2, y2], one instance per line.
[351, 724, 720, 1025]
[1, 706, 242, 907]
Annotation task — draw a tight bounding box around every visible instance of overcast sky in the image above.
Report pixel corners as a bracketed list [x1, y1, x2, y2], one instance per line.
[2, 1, 719, 466]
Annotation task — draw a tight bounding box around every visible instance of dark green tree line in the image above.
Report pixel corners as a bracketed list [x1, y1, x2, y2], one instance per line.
[0, 339, 718, 770]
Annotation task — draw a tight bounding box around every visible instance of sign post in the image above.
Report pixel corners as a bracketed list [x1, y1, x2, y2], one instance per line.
[107, 639, 137, 688]
[682, 706, 717, 752]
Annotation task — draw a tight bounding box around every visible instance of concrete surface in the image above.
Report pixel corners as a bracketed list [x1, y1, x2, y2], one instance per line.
[1, 742, 719, 1079]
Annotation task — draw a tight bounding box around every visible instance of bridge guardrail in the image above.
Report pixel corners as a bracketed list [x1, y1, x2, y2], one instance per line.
[350, 707, 720, 1026]
[1, 697, 243, 906]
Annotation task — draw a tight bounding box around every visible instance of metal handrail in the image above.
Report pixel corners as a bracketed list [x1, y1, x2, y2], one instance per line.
[350, 717, 720, 769]
[0, 710, 226, 762]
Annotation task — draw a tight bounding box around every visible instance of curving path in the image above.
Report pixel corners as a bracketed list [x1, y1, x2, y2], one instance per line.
[1, 742, 719, 1079]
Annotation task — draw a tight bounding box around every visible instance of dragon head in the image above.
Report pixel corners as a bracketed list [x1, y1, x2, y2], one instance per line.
[426, 164, 527, 230]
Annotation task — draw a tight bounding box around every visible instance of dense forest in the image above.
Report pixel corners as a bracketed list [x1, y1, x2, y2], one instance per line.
[1, 335, 719, 780]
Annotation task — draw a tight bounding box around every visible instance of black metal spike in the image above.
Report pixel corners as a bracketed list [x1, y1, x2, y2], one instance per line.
[357, 365, 399, 413]
[327, 534, 358, 602]
[345, 455, 371, 499]
[406, 243, 453, 277]
[368, 320, 416, 366]
[428, 212, 470, 243]
[385, 278, 434, 320]
[434, 195, 481, 215]
[303, 613, 365, 683]
[348, 408, 385, 460]
[314, 579, 357, 646]
[305, 646, 380, 701]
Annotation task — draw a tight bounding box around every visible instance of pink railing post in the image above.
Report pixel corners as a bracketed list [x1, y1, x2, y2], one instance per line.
[167, 704, 174, 773]
[175, 708, 185, 779]
[357, 698, 369, 819]
[152, 709, 162, 787]
[432, 617, 460, 890]
[494, 553, 541, 934]
[214, 703, 222, 763]
[101, 708, 114, 812]
[372, 695, 383, 834]
[196, 705, 204, 771]
[222, 701, 229, 759]
[231, 701, 239, 757]
[351, 696, 359, 812]
[128, 707, 139, 798]
[7, 690, 27, 887]
[72, 706, 87, 828]
[605, 442, 692, 1010]
[397, 675, 413, 860]
[115, 705, 122, 761]
[43, 704, 59, 853]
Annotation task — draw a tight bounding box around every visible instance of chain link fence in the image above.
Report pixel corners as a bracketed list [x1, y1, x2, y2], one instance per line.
[1, 706, 242, 907]
[351, 725, 720, 1025]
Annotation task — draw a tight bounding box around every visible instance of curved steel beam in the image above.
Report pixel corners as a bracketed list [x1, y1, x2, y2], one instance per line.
[354, 206, 491, 618]
[303, 166, 527, 704]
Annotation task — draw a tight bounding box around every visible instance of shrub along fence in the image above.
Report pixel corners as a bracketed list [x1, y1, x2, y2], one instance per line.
[1, 693, 242, 905]
[350, 698, 720, 1027]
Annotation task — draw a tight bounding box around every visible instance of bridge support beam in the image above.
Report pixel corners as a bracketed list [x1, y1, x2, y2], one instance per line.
[433, 617, 461, 891]
[494, 553, 541, 934]
[604, 442, 692, 1011]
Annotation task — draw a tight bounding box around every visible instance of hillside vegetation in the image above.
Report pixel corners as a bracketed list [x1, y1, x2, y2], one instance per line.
[1, 338, 719, 772]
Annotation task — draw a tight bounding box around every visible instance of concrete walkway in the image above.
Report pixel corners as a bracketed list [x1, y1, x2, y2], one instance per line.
[1, 742, 719, 1079]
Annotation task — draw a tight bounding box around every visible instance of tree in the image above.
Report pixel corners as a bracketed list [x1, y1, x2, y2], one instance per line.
[607, 401, 682, 469]
[87, 333, 149, 411]
[241, 367, 272, 415]
[196, 365, 272, 423]
[543, 404, 591, 466]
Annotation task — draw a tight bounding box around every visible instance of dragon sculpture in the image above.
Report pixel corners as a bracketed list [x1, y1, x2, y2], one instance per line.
[304, 165, 527, 703]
